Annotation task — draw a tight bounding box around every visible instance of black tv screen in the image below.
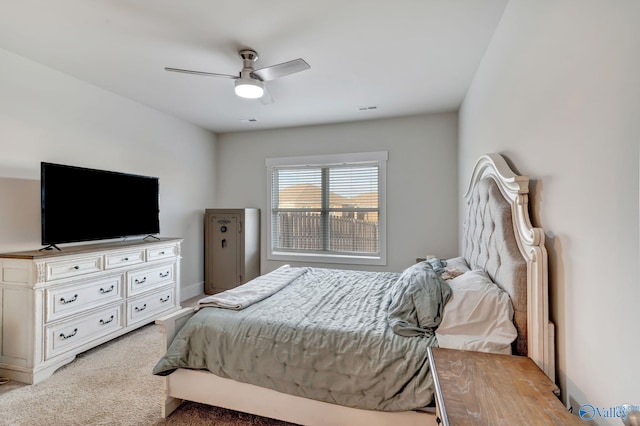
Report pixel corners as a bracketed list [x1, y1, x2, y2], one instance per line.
[41, 162, 160, 245]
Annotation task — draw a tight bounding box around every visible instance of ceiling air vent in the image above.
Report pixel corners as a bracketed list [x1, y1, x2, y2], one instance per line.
[357, 105, 379, 111]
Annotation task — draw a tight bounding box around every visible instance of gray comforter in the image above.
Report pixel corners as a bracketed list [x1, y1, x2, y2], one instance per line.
[153, 265, 450, 412]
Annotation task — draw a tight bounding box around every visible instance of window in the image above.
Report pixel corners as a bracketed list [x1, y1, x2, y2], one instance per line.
[266, 152, 387, 265]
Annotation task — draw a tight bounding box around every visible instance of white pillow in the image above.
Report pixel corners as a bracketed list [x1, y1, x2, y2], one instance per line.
[444, 256, 471, 273]
[436, 269, 517, 355]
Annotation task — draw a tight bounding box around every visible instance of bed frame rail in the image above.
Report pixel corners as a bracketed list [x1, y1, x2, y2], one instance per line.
[165, 368, 436, 426]
[155, 307, 196, 417]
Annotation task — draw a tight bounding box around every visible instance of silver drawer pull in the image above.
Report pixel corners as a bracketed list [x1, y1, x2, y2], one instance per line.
[159, 271, 170, 278]
[99, 285, 115, 294]
[134, 277, 147, 284]
[160, 295, 170, 303]
[60, 294, 78, 304]
[134, 304, 147, 312]
[60, 328, 78, 340]
[99, 315, 114, 325]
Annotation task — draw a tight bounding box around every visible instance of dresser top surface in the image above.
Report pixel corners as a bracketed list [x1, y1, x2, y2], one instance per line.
[428, 347, 584, 425]
[0, 237, 183, 260]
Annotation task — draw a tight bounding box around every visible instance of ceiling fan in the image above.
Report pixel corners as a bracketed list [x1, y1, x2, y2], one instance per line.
[165, 49, 310, 102]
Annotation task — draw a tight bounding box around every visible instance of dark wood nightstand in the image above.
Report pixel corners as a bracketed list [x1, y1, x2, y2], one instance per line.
[428, 347, 584, 425]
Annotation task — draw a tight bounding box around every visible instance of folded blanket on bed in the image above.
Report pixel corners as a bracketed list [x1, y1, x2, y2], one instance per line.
[387, 261, 452, 337]
[195, 265, 309, 310]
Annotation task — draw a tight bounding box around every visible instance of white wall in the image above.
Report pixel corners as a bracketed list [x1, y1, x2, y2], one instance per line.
[459, 1, 640, 423]
[0, 48, 218, 300]
[216, 113, 459, 274]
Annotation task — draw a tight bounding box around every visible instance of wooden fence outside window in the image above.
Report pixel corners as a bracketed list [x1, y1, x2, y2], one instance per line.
[275, 211, 378, 253]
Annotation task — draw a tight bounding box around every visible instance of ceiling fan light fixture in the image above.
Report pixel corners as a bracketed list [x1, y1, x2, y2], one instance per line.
[234, 78, 264, 99]
[166, 49, 310, 103]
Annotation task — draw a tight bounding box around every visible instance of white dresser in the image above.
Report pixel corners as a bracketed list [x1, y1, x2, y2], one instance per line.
[0, 237, 182, 384]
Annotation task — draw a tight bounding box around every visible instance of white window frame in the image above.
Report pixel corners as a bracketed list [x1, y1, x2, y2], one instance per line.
[266, 151, 387, 266]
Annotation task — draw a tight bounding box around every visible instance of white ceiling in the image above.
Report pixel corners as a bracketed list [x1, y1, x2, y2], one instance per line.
[0, 0, 507, 133]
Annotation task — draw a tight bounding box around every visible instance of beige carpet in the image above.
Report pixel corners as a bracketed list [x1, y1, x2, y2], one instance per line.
[0, 323, 296, 426]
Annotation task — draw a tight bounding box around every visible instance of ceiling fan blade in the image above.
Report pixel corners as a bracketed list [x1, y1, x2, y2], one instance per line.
[252, 58, 310, 81]
[165, 67, 238, 79]
[259, 86, 274, 105]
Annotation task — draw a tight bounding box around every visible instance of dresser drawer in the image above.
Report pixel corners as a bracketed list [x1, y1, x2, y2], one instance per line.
[127, 263, 174, 296]
[146, 244, 177, 262]
[45, 255, 103, 281]
[104, 249, 145, 270]
[45, 274, 124, 322]
[45, 304, 124, 360]
[127, 287, 176, 325]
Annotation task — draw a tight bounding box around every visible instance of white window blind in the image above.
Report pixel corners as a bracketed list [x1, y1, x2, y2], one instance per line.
[266, 152, 387, 265]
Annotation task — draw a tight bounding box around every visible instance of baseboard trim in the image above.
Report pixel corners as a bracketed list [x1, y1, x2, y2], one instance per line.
[180, 281, 204, 302]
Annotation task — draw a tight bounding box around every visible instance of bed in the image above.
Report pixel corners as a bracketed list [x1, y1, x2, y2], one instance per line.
[153, 153, 555, 426]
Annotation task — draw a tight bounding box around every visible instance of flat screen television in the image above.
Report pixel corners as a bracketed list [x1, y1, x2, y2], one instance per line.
[41, 162, 160, 247]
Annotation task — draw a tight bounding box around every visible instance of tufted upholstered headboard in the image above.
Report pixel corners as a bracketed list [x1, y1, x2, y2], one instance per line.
[463, 177, 528, 356]
[461, 154, 555, 381]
